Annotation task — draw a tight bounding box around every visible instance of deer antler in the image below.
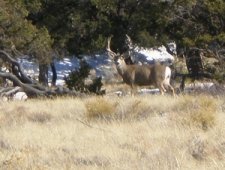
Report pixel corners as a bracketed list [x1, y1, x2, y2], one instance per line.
[125, 34, 133, 50]
[125, 34, 131, 41]
[106, 36, 117, 57]
[125, 34, 132, 44]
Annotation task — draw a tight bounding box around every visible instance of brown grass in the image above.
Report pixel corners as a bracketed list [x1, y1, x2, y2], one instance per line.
[172, 95, 218, 130]
[85, 97, 115, 120]
[0, 94, 224, 169]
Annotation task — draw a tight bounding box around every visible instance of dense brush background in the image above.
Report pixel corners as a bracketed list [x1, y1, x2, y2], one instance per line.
[0, 94, 224, 169]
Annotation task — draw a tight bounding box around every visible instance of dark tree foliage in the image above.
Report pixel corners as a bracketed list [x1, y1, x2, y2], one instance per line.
[2, 0, 225, 56]
[0, 0, 53, 85]
[0, 0, 53, 61]
[167, 0, 225, 49]
[29, 0, 173, 54]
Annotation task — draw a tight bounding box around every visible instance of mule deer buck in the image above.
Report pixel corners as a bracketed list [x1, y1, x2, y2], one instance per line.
[107, 36, 175, 96]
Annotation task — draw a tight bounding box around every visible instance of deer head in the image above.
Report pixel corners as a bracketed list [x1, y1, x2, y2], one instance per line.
[107, 35, 134, 65]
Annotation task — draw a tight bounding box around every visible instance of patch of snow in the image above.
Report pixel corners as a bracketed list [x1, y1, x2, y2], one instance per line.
[138, 46, 173, 58]
[13, 92, 28, 101]
[185, 82, 215, 92]
[138, 88, 160, 94]
[52, 57, 80, 85]
[130, 45, 175, 65]
[18, 53, 116, 86]
[125, 35, 176, 65]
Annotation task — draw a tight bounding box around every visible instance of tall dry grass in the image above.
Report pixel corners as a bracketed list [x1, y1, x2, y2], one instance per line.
[0, 94, 224, 169]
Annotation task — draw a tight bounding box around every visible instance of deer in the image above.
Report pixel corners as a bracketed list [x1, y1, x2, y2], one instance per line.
[107, 36, 175, 96]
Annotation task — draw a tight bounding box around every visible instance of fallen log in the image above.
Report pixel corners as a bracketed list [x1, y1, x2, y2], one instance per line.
[0, 72, 45, 97]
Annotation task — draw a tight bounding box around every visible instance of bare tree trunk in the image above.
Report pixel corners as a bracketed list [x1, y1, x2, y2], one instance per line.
[50, 62, 57, 86]
[39, 64, 49, 86]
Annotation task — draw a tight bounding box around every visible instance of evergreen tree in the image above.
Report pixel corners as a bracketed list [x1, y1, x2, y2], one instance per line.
[0, 0, 53, 85]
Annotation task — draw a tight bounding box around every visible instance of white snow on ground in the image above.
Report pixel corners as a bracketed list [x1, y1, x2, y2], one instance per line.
[51, 57, 80, 85]
[131, 45, 175, 64]
[19, 53, 116, 86]
[19, 57, 80, 86]
[125, 35, 176, 65]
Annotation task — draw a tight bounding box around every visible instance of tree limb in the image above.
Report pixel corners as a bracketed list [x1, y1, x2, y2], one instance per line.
[0, 50, 33, 84]
[0, 72, 45, 97]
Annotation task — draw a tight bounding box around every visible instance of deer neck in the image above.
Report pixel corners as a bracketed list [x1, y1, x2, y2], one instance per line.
[115, 60, 127, 76]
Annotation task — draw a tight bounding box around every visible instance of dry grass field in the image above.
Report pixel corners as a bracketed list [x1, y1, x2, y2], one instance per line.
[0, 93, 225, 170]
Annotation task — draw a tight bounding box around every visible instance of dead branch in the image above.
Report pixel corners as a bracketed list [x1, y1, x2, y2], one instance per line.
[0, 50, 33, 84]
[0, 72, 45, 97]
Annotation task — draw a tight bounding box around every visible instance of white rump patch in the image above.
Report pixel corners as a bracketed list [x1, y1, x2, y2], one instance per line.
[164, 67, 171, 85]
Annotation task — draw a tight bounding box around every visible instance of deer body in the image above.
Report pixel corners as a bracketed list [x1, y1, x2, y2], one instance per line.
[115, 56, 174, 95]
[121, 65, 154, 86]
[107, 36, 175, 95]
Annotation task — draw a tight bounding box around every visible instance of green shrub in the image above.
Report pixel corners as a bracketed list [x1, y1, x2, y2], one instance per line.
[87, 77, 104, 95]
[64, 60, 104, 95]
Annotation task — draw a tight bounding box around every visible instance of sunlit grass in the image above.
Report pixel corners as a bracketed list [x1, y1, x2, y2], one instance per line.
[172, 95, 218, 129]
[0, 94, 224, 169]
[85, 97, 115, 120]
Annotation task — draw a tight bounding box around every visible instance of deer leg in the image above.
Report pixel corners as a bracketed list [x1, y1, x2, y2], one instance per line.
[130, 84, 137, 96]
[131, 87, 134, 96]
[157, 82, 165, 95]
[168, 84, 176, 97]
[159, 87, 165, 95]
[164, 82, 176, 97]
[161, 83, 167, 92]
[129, 83, 134, 96]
